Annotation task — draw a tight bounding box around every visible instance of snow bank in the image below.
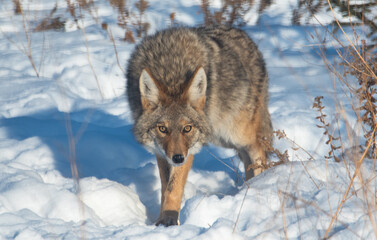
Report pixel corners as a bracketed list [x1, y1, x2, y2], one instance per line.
[0, 0, 376, 239]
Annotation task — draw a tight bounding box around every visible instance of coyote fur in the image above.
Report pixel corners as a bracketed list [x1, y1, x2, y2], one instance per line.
[126, 26, 272, 227]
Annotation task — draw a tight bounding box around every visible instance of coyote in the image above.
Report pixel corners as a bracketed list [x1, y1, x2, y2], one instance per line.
[126, 26, 272, 226]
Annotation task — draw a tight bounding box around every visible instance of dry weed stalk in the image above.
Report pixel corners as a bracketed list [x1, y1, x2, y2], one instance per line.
[108, 0, 150, 42]
[324, 125, 377, 239]
[292, 0, 377, 48]
[109, 0, 129, 28]
[34, 3, 65, 32]
[169, 12, 177, 26]
[200, 0, 272, 27]
[14, 2, 40, 77]
[292, 0, 325, 25]
[313, 96, 341, 162]
[124, 29, 136, 43]
[108, 27, 126, 74]
[273, 129, 315, 162]
[281, 191, 362, 239]
[54, 79, 90, 240]
[309, 0, 377, 238]
[270, 130, 320, 189]
[64, 112, 87, 240]
[66, 0, 95, 26]
[134, 0, 150, 38]
[12, 0, 22, 14]
[75, 5, 104, 99]
[344, 44, 377, 159]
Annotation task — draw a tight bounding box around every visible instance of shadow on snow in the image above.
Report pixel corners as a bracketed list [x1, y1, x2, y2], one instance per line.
[1, 107, 240, 222]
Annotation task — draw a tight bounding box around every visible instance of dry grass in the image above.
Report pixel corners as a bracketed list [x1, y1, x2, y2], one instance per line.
[34, 4, 65, 32]
[311, 0, 377, 238]
[12, 0, 22, 14]
[200, 0, 272, 26]
[19, 0, 151, 43]
[313, 96, 342, 162]
[2, 0, 47, 78]
[108, 0, 150, 42]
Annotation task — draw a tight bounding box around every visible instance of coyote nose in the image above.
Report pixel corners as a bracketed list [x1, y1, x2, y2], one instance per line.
[172, 154, 185, 164]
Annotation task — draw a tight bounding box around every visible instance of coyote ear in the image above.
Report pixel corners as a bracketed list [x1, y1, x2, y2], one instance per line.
[139, 69, 159, 110]
[187, 67, 207, 110]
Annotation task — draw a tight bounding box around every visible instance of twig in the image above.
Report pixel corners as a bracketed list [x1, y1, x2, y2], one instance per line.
[108, 27, 125, 75]
[324, 125, 377, 239]
[326, 0, 377, 80]
[79, 6, 104, 99]
[233, 186, 249, 233]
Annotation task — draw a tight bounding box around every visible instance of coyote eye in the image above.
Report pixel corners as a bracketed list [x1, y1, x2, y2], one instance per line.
[158, 126, 168, 134]
[183, 125, 192, 133]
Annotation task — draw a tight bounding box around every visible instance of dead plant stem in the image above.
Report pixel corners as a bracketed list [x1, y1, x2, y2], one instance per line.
[79, 7, 104, 99]
[324, 125, 377, 238]
[326, 0, 377, 80]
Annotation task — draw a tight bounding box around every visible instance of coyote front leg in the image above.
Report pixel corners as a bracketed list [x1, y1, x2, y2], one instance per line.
[156, 155, 194, 226]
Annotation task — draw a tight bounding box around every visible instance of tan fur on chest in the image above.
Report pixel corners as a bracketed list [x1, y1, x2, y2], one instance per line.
[211, 107, 261, 147]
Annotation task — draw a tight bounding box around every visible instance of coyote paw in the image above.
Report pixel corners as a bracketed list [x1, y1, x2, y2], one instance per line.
[155, 210, 179, 227]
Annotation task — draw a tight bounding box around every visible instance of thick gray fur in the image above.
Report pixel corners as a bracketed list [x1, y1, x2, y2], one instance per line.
[126, 25, 272, 167]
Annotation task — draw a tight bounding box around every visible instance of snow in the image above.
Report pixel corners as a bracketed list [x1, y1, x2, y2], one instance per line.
[0, 0, 376, 239]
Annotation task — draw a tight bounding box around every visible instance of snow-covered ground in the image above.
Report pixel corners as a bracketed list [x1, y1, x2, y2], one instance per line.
[0, 0, 376, 239]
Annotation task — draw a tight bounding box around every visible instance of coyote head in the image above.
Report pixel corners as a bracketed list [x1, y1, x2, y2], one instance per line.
[133, 67, 211, 166]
